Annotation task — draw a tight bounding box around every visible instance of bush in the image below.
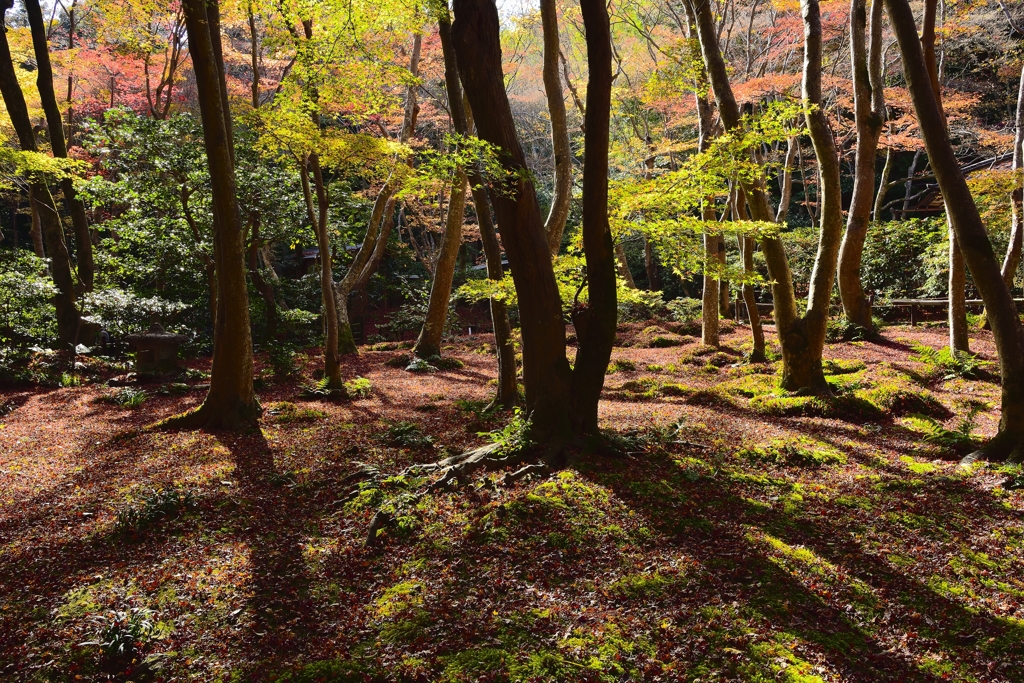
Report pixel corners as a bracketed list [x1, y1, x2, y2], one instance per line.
[266, 341, 299, 377]
[618, 289, 665, 322]
[344, 376, 372, 398]
[666, 297, 703, 324]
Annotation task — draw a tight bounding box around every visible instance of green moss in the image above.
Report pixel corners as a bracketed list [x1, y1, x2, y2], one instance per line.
[684, 388, 734, 407]
[440, 648, 510, 682]
[823, 359, 867, 375]
[856, 381, 949, 417]
[660, 382, 693, 397]
[738, 436, 846, 468]
[750, 393, 883, 420]
[719, 374, 778, 398]
[607, 570, 687, 599]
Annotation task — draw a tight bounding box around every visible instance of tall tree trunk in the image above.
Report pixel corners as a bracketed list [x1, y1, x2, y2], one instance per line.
[441, 20, 517, 408]
[717, 234, 731, 318]
[301, 158, 343, 388]
[29, 200, 44, 259]
[886, 0, 1024, 460]
[776, 137, 797, 223]
[1001, 61, 1024, 293]
[568, 0, 618, 436]
[0, 1, 82, 346]
[25, 0, 93, 293]
[452, 0, 573, 440]
[701, 232, 720, 347]
[539, 0, 572, 255]
[168, 0, 258, 430]
[786, 0, 845, 391]
[414, 170, 467, 359]
[838, 0, 884, 329]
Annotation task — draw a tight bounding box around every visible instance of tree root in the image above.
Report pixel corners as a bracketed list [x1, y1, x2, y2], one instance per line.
[960, 430, 1024, 466]
[153, 398, 261, 432]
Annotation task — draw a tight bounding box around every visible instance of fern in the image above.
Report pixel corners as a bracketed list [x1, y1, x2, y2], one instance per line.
[909, 343, 989, 380]
[906, 403, 982, 451]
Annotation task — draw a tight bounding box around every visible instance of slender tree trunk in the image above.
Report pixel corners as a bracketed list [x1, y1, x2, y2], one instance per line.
[442, 20, 518, 409]
[336, 34, 421, 352]
[701, 232, 720, 347]
[887, 0, 1024, 460]
[25, 0, 93, 293]
[782, 0, 845, 392]
[838, 0, 884, 330]
[301, 158, 343, 388]
[414, 170, 467, 358]
[568, 0, 618, 436]
[247, 213, 277, 340]
[0, 2, 82, 346]
[168, 0, 258, 430]
[29, 200, 44, 259]
[615, 241, 636, 288]
[776, 136, 797, 223]
[735, 188, 766, 360]
[872, 144, 894, 220]
[644, 239, 660, 290]
[1001, 62, 1024, 293]
[453, 0, 573, 440]
[539, 0, 572, 255]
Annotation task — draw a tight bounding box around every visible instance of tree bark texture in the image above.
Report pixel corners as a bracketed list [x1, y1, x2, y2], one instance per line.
[838, 0, 884, 329]
[539, 0, 572, 255]
[569, 0, 618, 435]
[25, 0, 93, 293]
[1001, 61, 1024, 292]
[887, 0, 1024, 459]
[173, 0, 258, 429]
[0, 1, 82, 345]
[452, 0, 574, 439]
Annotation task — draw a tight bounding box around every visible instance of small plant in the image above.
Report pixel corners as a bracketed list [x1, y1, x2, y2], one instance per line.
[267, 341, 298, 377]
[344, 376, 372, 398]
[82, 607, 155, 660]
[386, 421, 436, 449]
[115, 486, 196, 534]
[906, 403, 984, 452]
[478, 407, 534, 457]
[268, 401, 326, 423]
[298, 377, 349, 399]
[910, 343, 990, 380]
[405, 357, 434, 373]
[99, 387, 149, 408]
[59, 372, 82, 387]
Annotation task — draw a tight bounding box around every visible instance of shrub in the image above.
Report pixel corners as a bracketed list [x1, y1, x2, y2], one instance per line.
[618, 289, 665, 322]
[738, 436, 846, 467]
[266, 341, 298, 377]
[666, 297, 703, 324]
[344, 376, 372, 398]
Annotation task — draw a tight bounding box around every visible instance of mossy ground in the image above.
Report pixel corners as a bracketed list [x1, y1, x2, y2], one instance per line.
[0, 325, 1019, 682]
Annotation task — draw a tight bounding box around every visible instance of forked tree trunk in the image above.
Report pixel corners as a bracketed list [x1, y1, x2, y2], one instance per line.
[25, 0, 93, 293]
[838, 0, 884, 329]
[414, 170, 467, 359]
[568, 0, 618, 436]
[452, 0, 574, 440]
[539, 0, 572, 255]
[691, 0, 839, 393]
[166, 0, 258, 430]
[336, 33, 421, 353]
[886, 0, 1024, 460]
[0, 1, 83, 346]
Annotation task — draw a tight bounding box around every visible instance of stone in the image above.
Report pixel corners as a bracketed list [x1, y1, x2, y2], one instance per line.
[124, 323, 186, 376]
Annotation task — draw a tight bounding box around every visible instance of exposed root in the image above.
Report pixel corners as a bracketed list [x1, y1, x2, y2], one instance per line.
[153, 399, 261, 432]
[960, 430, 1024, 466]
[365, 510, 393, 548]
[499, 462, 550, 486]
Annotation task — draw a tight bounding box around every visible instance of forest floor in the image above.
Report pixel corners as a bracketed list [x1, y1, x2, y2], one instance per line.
[1, 321, 1023, 683]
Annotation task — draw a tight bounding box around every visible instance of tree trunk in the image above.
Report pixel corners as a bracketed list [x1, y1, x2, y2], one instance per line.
[442, 19, 517, 408]
[644, 238, 660, 290]
[336, 33, 421, 353]
[25, 0, 93, 293]
[949, 228, 970, 352]
[1001, 62, 1024, 292]
[701, 232, 720, 347]
[0, 2, 82, 346]
[615, 241, 636, 288]
[539, 0, 572, 255]
[717, 234, 731, 318]
[872, 144, 893, 220]
[838, 0, 884, 330]
[301, 158, 343, 388]
[886, 0, 1024, 460]
[168, 0, 258, 430]
[568, 0, 618, 436]
[29, 200, 44, 259]
[734, 188, 766, 360]
[776, 137, 797, 223]
[414, 170, 467, 359]
[247, 212, 277, 340]
[452, 0, 573, 440]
